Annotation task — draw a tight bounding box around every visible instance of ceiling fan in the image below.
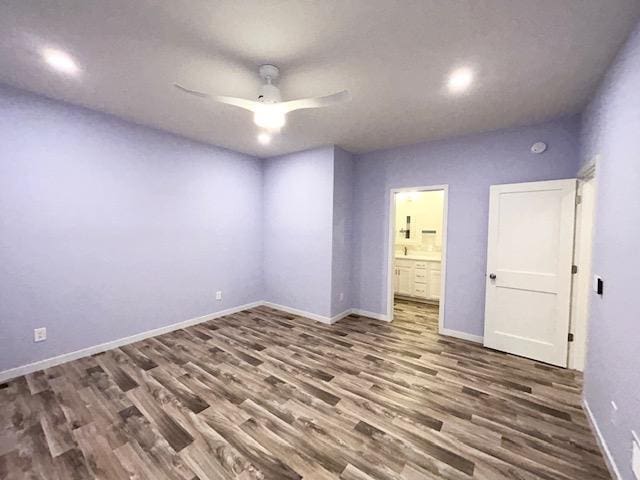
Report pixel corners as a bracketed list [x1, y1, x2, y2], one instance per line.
[174, 64, 350, 131]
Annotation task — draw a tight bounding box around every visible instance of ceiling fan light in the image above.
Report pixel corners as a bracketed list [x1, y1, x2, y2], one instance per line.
[257, 132, 271, 145]
[253, 106, 286, 130]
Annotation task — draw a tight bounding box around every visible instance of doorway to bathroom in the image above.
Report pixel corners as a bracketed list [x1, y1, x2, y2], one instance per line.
[387, 186, 448, 331]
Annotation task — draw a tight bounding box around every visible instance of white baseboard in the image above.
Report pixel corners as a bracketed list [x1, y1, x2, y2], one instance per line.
[0, 301, 262, 383]
[260, 301, 338, 324]
[331, 309, 354, 323]
[439, 328, 484, 344]
[351, 308, 392, 322]
[261, 303, 392, 324]
[583, 398, 622, 480]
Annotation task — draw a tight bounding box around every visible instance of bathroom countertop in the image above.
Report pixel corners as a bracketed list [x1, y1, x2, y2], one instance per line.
[395, 254, 441, 261]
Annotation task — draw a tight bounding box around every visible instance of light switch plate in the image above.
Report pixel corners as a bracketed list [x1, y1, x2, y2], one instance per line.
[593, 275, 604, 295]
[632, 431, 640, 480]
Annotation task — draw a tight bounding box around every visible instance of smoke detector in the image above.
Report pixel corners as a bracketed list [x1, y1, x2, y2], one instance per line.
[531, 142, 547, 154]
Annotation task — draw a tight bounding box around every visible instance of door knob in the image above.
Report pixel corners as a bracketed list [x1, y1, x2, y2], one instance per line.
[489, 273, 497, 280]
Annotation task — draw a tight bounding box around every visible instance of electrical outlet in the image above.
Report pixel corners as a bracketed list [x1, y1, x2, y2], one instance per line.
[632, 431, 640, 480]
[339, 292, 344, 302]
[215, 291, 222, 301]
[34, 327, 47, 342]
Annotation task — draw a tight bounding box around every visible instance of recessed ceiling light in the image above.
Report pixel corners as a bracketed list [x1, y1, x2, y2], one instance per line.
[257, 132, 271, 145]
[447, 67, 474, 94]
[41, 48, 79, 75]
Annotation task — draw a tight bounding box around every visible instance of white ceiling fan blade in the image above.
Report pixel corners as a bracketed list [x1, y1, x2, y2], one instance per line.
[277, 90, 351, 113]
[212, 95, 262, 112]
[174, 84, 260, 113]
[173, 83, 210, 98]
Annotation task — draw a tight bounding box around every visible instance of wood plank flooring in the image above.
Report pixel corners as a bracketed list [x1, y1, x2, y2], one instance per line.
[0, 299, 609, 479]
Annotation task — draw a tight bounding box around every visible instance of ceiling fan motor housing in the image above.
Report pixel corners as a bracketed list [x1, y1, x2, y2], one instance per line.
[258, 83, 281, 103]
[259, 64, 280, 81]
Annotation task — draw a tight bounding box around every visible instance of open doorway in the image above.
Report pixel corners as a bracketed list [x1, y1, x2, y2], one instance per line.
[387, 186, 448, 330]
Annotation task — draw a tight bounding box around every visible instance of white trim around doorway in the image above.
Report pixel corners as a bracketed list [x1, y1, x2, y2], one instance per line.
[387, 185, 449, 335]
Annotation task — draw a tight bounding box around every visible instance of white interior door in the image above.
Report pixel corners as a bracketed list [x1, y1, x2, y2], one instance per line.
[484, 179, 577, 367]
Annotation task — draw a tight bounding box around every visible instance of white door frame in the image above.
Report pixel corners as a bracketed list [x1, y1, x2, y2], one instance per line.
[387, 185, 449, 334]
[569, 160, 597, 370]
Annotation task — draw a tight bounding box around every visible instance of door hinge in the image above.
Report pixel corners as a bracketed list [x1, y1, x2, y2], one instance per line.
[572, 265, 578, 274]
[568, 333, 574, 342]
[576, 194, 582, 205]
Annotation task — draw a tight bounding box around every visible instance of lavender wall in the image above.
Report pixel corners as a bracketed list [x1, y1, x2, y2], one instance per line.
[0, 85, 263, 372]
[262, 147, 335, 317]
[581, 21, 640, 479]
[331, 147, 355, 316]
[352, 116, 581, 335]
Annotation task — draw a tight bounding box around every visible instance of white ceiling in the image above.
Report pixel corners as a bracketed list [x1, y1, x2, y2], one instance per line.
[1, 1, 639, 157]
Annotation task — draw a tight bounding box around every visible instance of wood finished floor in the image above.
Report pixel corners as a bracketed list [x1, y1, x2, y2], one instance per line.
[0, 299, 609, 480]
